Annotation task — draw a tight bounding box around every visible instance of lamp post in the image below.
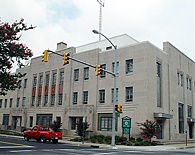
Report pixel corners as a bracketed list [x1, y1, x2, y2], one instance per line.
[92, 30, 117, 147]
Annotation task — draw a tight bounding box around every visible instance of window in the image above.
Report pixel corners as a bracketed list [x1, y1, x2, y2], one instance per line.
[18, 80, 22, 89]
[126, 87, 133, 102]
[157, 62, 162, 107]
[44, 95, 48, 106]
[74, 69, 79, 81]
[37, 96, 41, 106]
[189, 79, 192, 90]
[16, 98, 20, 107]
[29, 116, 33, 127]
[71, 117, 76, 130]
[100, 64, 106, 78]
[73, 92, 78, 104]
[188, 105, 192, 118]
[45, 73, 50, 86]
[84, 67, 89, 80]
[22, 97, 26, 107]
[178, 72, 184, 87]
[126, 59, 133, 74]
[98, 113, 117, 131]
[24, 79, 27, 88]
[31, 97, 35, 106]
[83, 91, 88, 104]
[51, 94, 55, 106]
[0, 99, 2, 108]
[178, 103, 184, 134]
[4, 99, 7, 108]
[52, 72, 57, 84]
[9, 98, 13, 108]
[112, 88, 118, 103]
[186, 76, 192, 90]
[33, 75, 37, 87]
[36, 114, 52, 126]
[99, 89, 105, 103]
[112, 62, 119, 75]
[39, 74, 43, 86]
[2, 114, 9, 125]
[58, 94, 62, 105]
[59, 70, 64, 84]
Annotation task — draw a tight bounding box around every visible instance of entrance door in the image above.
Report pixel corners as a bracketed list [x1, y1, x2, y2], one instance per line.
[157, 120, 163, 139]
[189, 123, 194, 139]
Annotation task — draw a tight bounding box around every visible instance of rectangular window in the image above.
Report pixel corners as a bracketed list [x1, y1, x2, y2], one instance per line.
[22, 97, 26, 107]
[126, 59, 133, 74]
[37, 96, 41, 106]
[189, 79, 192, 90]
[157, 62, 162, 107]
[73, 92, 78, 104]
[112, 88, 118, 103]
[29, 116, 33, 127]
[39, 74, 43, 86]
[2, 114, 9, 125]
[188, 105, 192, 118]
[100, 64, 106, 78]
[83, 91, 88, 104]
[98, 113, 117, 131]
[16, 98, 20, 107]
[18, 80, 22, 89]
[36, 114, 52, 127]
[31, 97, 35, 107]
[33, 75, 37, 87]
[180, 74, 183, 86]
[112, 62, 119, 75]
[178, 103, 184, 134]
[71, 117, 76, 130]
[84, 67, 89, 80]
[24, 79, 27, 88]
[99, 89, 105, 103]
[4, 99, 7, 108]
[58, 94, 62, 105]
[51, 94, 55, 106]
[44, 95, 48, 106]
[126, 87, 133, 102]
[45, 73, 50, 86]
[59, 70, 64, 84]
[0, 99, 2, 108]
[74, 69, 79, 81]
[9, 98, 13, 108]
[52, 72, 57, 84]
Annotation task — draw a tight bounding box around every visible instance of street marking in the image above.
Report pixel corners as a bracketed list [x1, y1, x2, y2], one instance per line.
[10, 149, 37, 153]
[0, 140, 26, 146]
[0, 145, 34, 149]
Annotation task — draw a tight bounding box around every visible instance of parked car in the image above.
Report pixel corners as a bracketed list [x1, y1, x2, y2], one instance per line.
[23, 125, 62, 144]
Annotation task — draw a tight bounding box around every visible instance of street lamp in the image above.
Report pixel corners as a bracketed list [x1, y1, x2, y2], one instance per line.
[92, 30, 117, 147]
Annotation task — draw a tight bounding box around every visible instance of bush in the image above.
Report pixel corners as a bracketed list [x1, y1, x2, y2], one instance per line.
[136, 137, 143, 142]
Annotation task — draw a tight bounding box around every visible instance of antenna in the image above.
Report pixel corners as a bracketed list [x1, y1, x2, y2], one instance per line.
[97, 0, 105, 41]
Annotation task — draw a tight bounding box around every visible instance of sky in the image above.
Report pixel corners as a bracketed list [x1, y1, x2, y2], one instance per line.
[0, 0, 195, 71]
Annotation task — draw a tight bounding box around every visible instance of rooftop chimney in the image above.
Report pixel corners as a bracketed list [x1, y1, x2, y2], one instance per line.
[57, 42, 67, 51]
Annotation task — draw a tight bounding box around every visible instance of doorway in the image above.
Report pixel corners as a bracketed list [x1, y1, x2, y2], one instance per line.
[189, 123, 194, 139]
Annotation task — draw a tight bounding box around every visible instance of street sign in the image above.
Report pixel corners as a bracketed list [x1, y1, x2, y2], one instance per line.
[122, 119, 131, 128]
[116, 113, 120, 118]
[123, 127, 130, 134]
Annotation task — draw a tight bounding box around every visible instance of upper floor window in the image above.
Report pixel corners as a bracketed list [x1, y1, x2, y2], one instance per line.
[45, 73, 50, 86]
[4, 99, 7, 108]
[83, 91, 88, 104]
[112, 88, 118, 103]
[44, 95, 48, 106]
[74, 69, 79, 81]
[126, 59, 133, 74]
[112, 62, 119, 75]
[186, 76, 192, 90]
[31, 97, 35, 107]
[24, 79, 27, 88]
[0, 99, 2, 108]
[22, 97, 26, 107]
[84, 67, 89, 80]
[188, 105, 192, 118]
[100, 64, 106, 78]
[9, 98, 13, 108]
[59, 70, 64, 84]
[73, 92, 78, 104]
[99, 89, 105, 103]
[51, 94, 55, 106]
[52, 72, 57, 84]
[126, 87, 133, 102]
[157, 62, 162, 108]
[33, 75, 37, 87]
[16, 98, 20, 107]
[58, 94, 63, 105]
[177, 72, 183, 86]
[18, 80, 22, 89]
[39, 74, 43, 86]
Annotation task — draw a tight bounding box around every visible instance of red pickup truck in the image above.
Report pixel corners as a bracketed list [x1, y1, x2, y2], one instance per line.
[23, 125, 62, 144]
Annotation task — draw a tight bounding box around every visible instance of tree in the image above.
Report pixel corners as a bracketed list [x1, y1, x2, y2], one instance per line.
[0, 18, 35, 95]
[50, 120, 62, 132]
[75, 119, 90, 138]
[137, 120, 161, 142]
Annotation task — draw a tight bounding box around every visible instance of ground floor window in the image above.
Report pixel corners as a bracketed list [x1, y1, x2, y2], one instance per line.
[2, 114, 9, 125]
[98, 113, 117, 131]
[29, 116, 33, 127]
[36, 114, 52, 126]
[71, 117, 76, 130]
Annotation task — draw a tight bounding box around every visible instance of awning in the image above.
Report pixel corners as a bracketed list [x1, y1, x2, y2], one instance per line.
[153, 113, 173, 119]
[187, 117, 195, 123]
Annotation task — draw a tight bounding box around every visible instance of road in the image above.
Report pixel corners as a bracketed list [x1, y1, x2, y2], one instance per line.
[0, 135, 194, 155]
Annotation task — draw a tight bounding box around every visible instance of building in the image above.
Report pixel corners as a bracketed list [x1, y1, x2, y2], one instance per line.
[0, 34, 194, 141]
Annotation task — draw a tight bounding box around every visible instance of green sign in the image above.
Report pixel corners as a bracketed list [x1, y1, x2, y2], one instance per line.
[122, 119, 131, 128]
[116, 113, 120, 118]
[123, 127, 130, 134]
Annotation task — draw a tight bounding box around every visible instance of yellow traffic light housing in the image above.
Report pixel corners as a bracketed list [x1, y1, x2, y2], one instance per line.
[96, 64, 101, 76]
[42, 50, 48, 62]
[63, 52, 70, 65]
[115, 104, 122, 113]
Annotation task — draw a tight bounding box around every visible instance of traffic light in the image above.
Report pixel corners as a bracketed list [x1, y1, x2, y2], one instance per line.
[96, 64, 101, 76]
[115, 104, 122, 113]
[63, 52, 70, 65]
[42, 50, 48, 62]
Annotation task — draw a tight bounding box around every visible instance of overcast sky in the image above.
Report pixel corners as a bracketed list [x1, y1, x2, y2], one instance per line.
[0, 0, 194, 71]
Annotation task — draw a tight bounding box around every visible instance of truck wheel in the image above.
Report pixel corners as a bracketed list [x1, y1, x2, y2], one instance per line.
[52, 139, 58, 144]
[40, 135, 46, 143]
[24, 135, 29, 141]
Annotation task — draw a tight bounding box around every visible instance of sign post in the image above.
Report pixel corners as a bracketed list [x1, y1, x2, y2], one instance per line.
[122, 116, 131, 140]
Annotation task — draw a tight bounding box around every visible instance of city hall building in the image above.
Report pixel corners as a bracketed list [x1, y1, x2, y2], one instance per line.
[0, 34, 194, 141]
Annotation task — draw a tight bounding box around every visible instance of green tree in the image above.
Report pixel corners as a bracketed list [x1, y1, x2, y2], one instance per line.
[137, 120, 161, 142]
[75, 119, 89, 138]
[0, 18, 35, 95]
